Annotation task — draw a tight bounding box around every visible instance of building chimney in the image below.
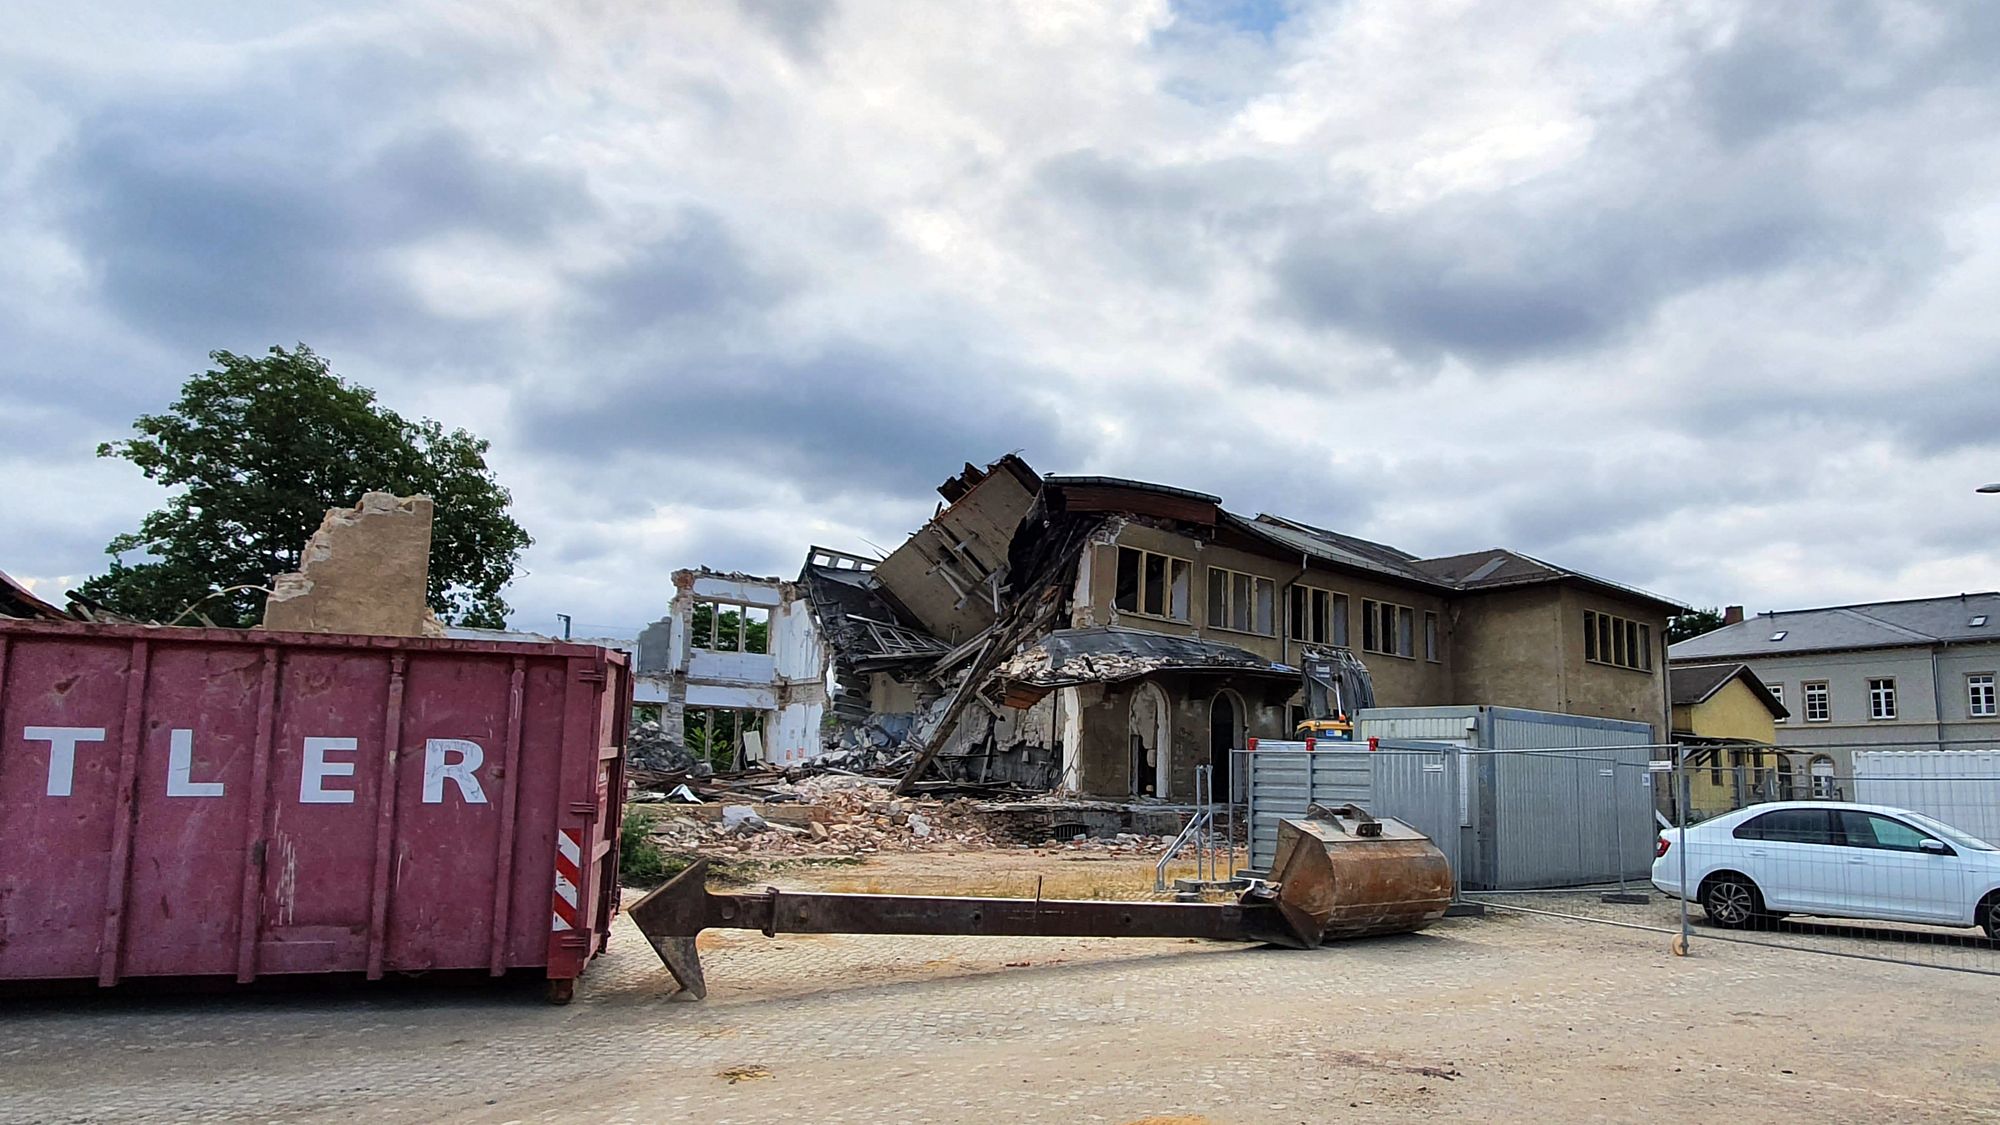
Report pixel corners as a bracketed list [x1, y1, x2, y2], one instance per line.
[1722, 605, 1745, 626]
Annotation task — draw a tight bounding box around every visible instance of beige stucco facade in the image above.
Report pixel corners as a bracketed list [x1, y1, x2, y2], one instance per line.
[1448, 585, 1671, 735]
[1077, 521, 1457, 712]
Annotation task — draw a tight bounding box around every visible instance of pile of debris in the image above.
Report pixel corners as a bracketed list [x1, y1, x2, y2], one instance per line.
[632, 776, 1177, 860]
[627, 720, 708, 777]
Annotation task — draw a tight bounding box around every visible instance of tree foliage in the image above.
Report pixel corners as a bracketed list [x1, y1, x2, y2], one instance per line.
[79, 345, 531, 628]
[1667, 606, 1729, 645]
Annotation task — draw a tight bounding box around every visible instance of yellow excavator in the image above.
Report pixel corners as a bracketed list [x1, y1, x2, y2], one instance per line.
[1292, 645, 1375, 741]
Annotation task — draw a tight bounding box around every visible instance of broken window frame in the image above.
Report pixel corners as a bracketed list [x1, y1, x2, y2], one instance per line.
[1113, 546, 1191, 622]
[1287, 584, 1349, 647]
[1361, 599, 1416, 658]
[1208, 566, 1276, 636]
[684, 707, 768, 771]
[692, 600, 771, 655]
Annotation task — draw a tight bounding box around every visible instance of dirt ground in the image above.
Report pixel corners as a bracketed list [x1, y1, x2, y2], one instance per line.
[3, 849, 1998, 1124]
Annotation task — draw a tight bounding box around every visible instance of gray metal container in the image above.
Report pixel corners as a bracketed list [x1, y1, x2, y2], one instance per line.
[1245, 707, 1658, 891]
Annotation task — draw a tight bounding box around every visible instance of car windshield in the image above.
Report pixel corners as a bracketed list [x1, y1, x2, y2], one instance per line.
[1900, 812, 1998, 852]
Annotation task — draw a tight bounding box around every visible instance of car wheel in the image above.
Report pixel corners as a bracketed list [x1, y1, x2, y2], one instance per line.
[1981, 894, 2000, 942]
[1701, 875, 1762, 929]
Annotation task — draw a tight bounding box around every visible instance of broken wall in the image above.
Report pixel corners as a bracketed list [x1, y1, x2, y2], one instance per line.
[647, 568, 831, 766]
[872, 464, 1038, 644]
[1062, 674, 1291, 801]
[262, 493, 441, 638]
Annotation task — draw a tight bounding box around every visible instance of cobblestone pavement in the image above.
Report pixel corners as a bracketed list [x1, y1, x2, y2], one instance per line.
[3, 894, 1998, 1123]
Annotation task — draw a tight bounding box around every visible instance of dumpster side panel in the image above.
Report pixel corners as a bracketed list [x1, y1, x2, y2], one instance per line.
[506, 659, 573, 969]
[0, 634, 133, 979]
[0, 621, 627, 989]
[123, 641, 267, 978]
[383, 652, 513, 972]
[259, 648, 392, 975]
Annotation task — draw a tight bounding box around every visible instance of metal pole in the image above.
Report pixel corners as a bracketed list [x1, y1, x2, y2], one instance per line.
[1193, 766, 1202, 884]
[1226, 751, 1236, 883]
[1202, 765, 1214, 883]
[1677, 743, 1691, 950]
[1615, 761, 1628, 894]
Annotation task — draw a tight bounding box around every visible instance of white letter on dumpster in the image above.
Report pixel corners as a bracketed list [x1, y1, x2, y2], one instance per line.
[422, 738, 488, 805]
[300, 737, 357, 803]
[24, 726, 105, 797]
[166, 728, 225, 797]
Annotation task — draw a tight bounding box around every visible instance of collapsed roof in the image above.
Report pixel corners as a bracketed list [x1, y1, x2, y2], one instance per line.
[997, 625, 1295, 693]
[0, 569, 72, 621]
[798, 550, 946, 671]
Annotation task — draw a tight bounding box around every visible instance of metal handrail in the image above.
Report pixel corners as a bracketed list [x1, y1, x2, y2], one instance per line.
[1155, 765, 1214, 891]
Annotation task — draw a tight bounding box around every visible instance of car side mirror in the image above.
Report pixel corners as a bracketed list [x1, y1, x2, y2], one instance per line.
[1919, 838, 1950, 855]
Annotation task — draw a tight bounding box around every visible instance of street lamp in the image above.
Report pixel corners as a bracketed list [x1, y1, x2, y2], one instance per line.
[1981, 483, 2000, 494]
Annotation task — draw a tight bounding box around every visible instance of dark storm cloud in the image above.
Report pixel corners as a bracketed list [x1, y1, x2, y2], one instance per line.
[736, 0, 838, 63]
[576, 209, 787, 332]
[1031, 148, 1299, 287]
[45, 48, 593, 350]
[518, 343, 1084, 500]
[1667, 333, 2000, 461]
[1270, 153, 1894, 365]
[1056, 3, 2000, 370]
[1683, 2, 2000, 147]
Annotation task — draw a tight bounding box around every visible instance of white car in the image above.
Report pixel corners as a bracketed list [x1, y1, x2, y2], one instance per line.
[1652, 801, 2000, 939]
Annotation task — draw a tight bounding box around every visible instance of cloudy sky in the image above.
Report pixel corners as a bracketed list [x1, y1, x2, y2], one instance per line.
[5, 0, 1998, 635]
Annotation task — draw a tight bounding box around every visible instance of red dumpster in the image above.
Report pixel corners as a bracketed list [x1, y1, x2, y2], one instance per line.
[0, 619, 629, 1001]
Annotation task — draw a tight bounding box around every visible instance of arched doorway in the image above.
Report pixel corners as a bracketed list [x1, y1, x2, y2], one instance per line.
[1209, 689, 1245, 802]
[1809, 755, 1837, 799]
[1129, 682, 1170, 798]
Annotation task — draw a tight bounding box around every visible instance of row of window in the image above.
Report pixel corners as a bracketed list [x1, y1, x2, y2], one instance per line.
[1111, 547, 1440, 660]
[1733, 807, 1947, 853]
[1767, 674, 1998, 723]
[1582, 610, 1653, 672]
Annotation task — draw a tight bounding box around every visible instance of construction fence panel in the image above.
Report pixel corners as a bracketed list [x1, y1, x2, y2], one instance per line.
[1660, 739, 2000, 978]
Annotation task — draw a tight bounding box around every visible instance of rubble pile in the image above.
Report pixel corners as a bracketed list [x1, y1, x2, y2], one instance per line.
[627, 720, 708, 776]
[634, 775, 1177, 861]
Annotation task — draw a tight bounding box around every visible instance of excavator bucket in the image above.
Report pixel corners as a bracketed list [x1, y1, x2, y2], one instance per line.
[1264, 804, 1453, 940]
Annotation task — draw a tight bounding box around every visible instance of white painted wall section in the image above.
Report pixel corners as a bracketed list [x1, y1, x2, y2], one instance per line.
[690, 576, 784, 607]
[687, 683, 778, 710]
[689, 649, 778, 685]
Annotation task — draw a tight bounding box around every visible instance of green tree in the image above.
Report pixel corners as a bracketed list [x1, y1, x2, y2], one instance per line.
[79, 345, 531, 628]
[687, 602, 769, 654]
[1668, 606, 1729, 645]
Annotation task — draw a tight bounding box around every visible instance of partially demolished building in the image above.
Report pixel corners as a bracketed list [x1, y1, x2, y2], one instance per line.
[661, 455, 1684, 801]
[634, 569, 829, 766]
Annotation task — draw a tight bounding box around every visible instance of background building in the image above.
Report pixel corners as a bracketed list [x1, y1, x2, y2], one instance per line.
[1668, 593, 2000, 780]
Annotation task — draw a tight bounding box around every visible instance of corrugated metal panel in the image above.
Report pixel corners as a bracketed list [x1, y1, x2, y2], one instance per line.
[1245, 749, 1370, 872]
[1485, 746, 1656, 889]
[1485, 706, 1653, 750]
[1855, 749, 2000, 846]
[1355, 707, 1481, 744]
[1369, 744, 1463, 894]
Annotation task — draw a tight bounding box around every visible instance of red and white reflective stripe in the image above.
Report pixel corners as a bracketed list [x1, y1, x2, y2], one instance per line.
[551, 827, 583, 933]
